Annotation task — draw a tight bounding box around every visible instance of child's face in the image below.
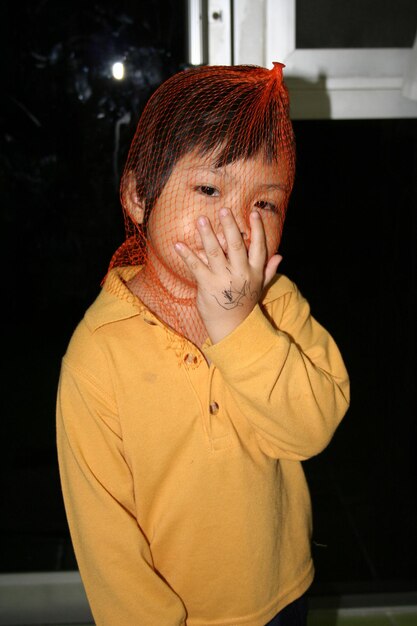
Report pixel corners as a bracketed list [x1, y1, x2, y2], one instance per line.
[146, 149, 289, 284]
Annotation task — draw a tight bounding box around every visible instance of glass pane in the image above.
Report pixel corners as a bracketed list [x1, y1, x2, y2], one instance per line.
[2, 0, 187, 574]
[296, 0, 417, 48]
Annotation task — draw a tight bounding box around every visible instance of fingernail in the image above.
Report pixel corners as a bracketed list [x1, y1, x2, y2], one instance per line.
[220, 208, 229, 217]
[174, 242, 184, 251]
[198, 216, 208, 226]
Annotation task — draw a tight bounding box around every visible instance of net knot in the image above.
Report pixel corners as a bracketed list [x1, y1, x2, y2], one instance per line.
[271, 62, 286, 85]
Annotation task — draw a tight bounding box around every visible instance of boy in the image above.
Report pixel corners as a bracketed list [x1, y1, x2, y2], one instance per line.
[57, 63, 349, 625]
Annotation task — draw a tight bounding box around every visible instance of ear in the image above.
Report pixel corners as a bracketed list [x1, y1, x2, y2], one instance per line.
[121, 171, 145, 224]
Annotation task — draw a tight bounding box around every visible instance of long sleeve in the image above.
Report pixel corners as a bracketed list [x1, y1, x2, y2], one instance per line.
[56, 357, 187, 626]
[204, 276, 350, 461]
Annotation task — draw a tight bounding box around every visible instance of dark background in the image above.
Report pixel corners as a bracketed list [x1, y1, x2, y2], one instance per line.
[1, 0, 416, 599]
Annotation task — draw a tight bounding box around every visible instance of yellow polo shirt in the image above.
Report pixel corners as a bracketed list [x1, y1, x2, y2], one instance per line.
[56, 268, 349, 626]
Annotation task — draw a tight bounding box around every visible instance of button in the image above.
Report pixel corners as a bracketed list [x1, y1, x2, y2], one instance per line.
[184, 353, 198, 365]
[209, 402, 219, 415]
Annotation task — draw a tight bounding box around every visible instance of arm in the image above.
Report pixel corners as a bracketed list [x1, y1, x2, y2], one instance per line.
[174, 209, 349, 460]
[204, 278, 350, 460]
[56, 358, 186, 626]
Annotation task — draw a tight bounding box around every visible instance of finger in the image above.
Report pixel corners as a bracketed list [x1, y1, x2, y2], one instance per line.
[218, 208, 248, 264]
[247, 210, 268, 270]
[263, 254, 282, 288]
[174, 242, 209, 279]
[196, 215, 227, 271]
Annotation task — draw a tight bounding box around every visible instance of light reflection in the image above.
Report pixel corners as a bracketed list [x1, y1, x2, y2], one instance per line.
[112, 62, 125, 80]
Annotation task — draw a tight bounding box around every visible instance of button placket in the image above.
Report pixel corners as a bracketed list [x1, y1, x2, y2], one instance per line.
[207, 368, 236, 451]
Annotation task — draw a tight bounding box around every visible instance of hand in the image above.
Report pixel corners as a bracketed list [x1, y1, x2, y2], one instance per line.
[174, 208, 282, 344]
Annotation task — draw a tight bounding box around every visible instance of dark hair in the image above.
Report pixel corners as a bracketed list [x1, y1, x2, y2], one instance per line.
[121, 64, 295, 226]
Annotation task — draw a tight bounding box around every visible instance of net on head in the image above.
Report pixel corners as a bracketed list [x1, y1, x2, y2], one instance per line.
[106, 62, 296, 348]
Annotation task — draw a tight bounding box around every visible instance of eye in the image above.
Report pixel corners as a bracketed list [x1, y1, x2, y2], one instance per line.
[254, 200, 277, 212]
[196, 185, 220, 197]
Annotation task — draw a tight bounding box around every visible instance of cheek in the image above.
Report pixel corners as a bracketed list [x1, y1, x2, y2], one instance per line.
[149, 198, 195, 244]
[266, 234, 281, 259]
[261, 214, 282, 256]
[180, 209, 198, 246]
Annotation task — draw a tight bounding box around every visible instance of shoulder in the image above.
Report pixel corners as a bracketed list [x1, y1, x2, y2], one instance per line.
[84, 267, 143, 333]
[262, 273, 304, 307]
[63, 268, 143, 374]
[260, 273, 310, 328]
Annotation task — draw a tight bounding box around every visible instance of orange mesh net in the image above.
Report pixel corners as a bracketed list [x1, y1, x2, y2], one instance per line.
[107, 62, 296, 347]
